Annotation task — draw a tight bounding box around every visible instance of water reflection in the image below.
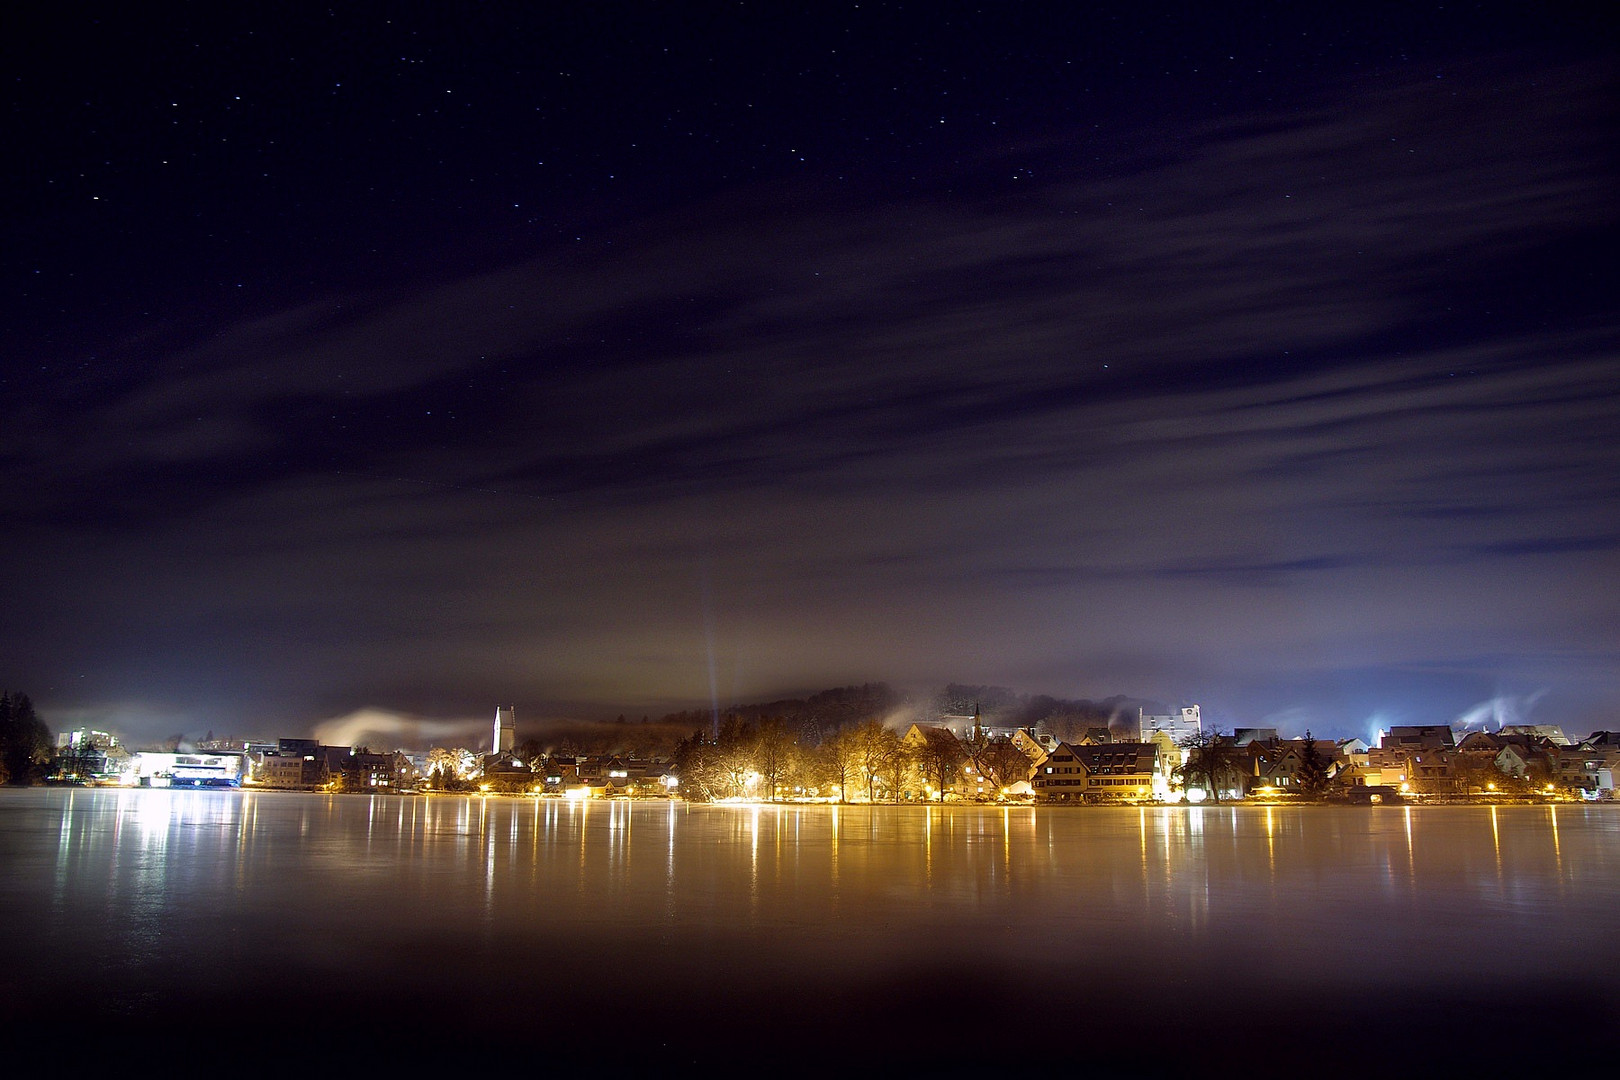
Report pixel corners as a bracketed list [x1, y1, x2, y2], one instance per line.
[6, 790, 1617, 1046]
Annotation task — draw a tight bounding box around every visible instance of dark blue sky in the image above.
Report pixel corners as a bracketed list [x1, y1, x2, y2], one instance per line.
[3, 3, 1615, 745]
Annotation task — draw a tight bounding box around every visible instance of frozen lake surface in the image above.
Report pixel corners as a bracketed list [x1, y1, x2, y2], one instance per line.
[2, 789, 1615, 1073]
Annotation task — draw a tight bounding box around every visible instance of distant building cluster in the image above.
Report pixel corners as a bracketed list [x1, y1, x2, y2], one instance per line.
[40, 704, 1619, 804]
[1031, 717, 1618, 803]
[45, 707, 679, 798]
[1352, 725, 1618, 797]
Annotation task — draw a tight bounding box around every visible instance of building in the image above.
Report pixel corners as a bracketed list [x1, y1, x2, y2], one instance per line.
[1247, 738, 1339, 792]
[54, 728, 125, 781]
[56, 728, 119, 752]
[125, 751, 245, 787]
[1383, 726, 1455, 751]
[1497, 724, 1569, 746]
[340, 750, 400, 791]
[1337, 737, 1371, 762]
[1034, 742, 1167, 802]
[1552, 747, 1614, 794]
[480, 752, 535, 793]
[493, 705, 516, 754]
[1140, 705, 1201, 744]
[250, 738, 328, 788]
[257, 754, 307, 789]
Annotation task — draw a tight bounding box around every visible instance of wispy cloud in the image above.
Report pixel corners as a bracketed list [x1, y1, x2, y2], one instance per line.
[5, 58, 1615, 739]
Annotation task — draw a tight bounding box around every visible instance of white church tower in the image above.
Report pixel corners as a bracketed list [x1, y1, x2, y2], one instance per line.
[493, 704, 515, 754]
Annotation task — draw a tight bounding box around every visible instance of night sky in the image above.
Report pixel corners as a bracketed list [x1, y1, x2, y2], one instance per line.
[5, 4, 1616, 747]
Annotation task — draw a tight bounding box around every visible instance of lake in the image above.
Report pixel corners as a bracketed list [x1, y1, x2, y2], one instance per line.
[2, 788, 1615, 1074]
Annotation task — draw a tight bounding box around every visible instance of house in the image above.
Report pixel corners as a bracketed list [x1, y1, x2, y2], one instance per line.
[1033, 743, 1084, 801]
[1383, 726, 1456, 750]
[341, 750, 399, 791]
[626, 760, 677, 797]
[1552, 747, 1614, 793]
[1034, 742, 1165, 802]
[1375, 727, 1462, 794]
[1013, 728, 1059, 756]
[975, 735, 1043, 797]
[480, 752, 536, 793]
[1402, 750, 1460, 794]
[601, 756, 677, 797]
[257, 751, 312, 789]
[542, 755, 582, 792]
[1337, 737, 1371, 763]
[903, 724, 974, 800]
[1248, 739, 1338, 792]
[1498, 724, 1570, 746]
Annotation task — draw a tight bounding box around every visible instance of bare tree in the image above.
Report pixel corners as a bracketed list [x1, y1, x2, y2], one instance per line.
[852, 721, 900, 803]
[882, 738, 915, 803]
[755, 717, 794, 801]
[713, 718, 758, 798]
[816, 729, 857, 803]
[978, 737, 1038, 792]
[914, 727, 966, 801]
[673, 730, 722, 802]
[1176, 729, 1243, 802]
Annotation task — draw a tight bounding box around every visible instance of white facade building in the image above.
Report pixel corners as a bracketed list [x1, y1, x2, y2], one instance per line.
[1139, 705, 1201, 744]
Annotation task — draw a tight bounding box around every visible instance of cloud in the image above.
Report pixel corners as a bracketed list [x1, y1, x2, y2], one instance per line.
[310, 708, 490, 752]
[5, 58, 1616, 738]
[1453, 691, 1551, 733]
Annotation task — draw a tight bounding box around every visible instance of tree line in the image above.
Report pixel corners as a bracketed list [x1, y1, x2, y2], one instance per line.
[0, 692, 52, 786]
[671, 715, 1039, 803]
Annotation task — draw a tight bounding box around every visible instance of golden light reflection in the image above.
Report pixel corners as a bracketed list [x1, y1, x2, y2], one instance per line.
[1265, 805, 1276, 881]
[664, 799, 679, 924]
[829, 805, 840, 900]
[1549, 805, 1561, 873]
[924, 804, 933, 884]
[1404, 805, 1414, 883]
[1002, 806, 1010, 879]
[749, 804, 761, 912]
[577, 797, 589, 894]
[476, 797, 501, 918]
[1490, 804, 1502, 882]
[1138, 806, 1147, 875]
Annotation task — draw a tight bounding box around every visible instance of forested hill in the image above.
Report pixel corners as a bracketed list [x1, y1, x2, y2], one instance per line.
[654, 682, 1160, 744]
[655, 683, 905, 743]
